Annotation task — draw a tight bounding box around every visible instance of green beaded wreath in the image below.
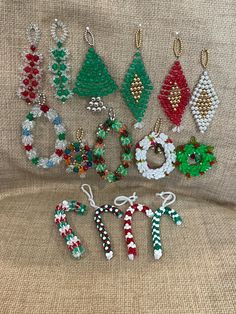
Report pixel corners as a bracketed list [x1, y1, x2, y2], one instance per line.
[175, 137, 216, 177]
[93, 111, 133, 183]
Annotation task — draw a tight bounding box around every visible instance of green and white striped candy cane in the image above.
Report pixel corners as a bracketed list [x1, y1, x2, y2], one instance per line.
[152, 192, 182, 260]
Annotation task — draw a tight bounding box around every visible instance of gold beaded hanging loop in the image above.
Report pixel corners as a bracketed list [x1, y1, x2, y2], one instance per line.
[84, 27, 95, 46]
[173, 36, 182, 59]
[200, 49, 209, 69]
[135, 24, 142, 49]
[76, 127, 84, 142]
[154, 118, 162, 135]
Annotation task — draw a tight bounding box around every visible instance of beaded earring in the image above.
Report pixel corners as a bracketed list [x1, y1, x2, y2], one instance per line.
[81, 184, 123, 260]
[121, 25, 153, 129]
[49, 19, 73, 103]
[190, 49, 220, 133]
[63, 128, 93, 177]
[158, 32, 190, 132]
[135, 118, 176, 180]
[17, 23, 43, 104]
[175, 136, 216, 177]
[114, 193, 153, 261]
[22, 93, 67, 168]
[73, 27, 118, 112]
[152, 192, 182, 260]
[93, 108, 133, 183]
[54, 200, 87, 259]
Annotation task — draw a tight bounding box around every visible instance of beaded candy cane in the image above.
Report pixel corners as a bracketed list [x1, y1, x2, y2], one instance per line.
[152, 192, 182, 260]
[81, 184, 123, 260]
[54, 200, 87, 259]
[114, 193, 153, 260]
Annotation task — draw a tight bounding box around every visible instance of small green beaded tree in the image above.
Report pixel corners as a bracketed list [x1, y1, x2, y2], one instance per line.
[73, 28, 118, 112]
[121, 27, 153, 128]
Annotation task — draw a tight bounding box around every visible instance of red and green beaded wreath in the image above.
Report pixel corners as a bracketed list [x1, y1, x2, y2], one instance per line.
[93, 109, 133, 183]
[175, 137, 216, 177]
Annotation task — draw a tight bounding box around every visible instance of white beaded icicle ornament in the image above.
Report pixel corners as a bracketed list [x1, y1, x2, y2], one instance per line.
[190, 49, 220, 133]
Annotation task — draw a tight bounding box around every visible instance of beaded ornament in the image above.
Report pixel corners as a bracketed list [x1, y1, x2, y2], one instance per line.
[175, 136, 216, 177]
[135, 118, 176, 180]
[54, 200, 87, 259]
[121, 25, 153, 129]
[190, 49, 220, 133]
[17, 23, 43, 104]
[81, 184, 123, 260]
[63, 128, 93, 177]
[93, 108, 133, 183]
[73, 27, 118, 112]
[22, 93, 67, 168]
[49, 19, 73, 103]
[158, 32, 190, 132]
[152, 192, 182, 260]
[114, 193, 153, 261]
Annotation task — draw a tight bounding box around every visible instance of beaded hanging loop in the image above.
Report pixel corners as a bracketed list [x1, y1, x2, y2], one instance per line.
[63, 127, 93, 177]
[152, 192, 182, 260]
[73, 27, 118, 112]
[54, 200, 87, 259]
[22, 93, 67, 168]
[49, 19, 73, 103]
[121, 24, 153, 129]
[93, 109, 133, 183]
[81, 184, 123, 260]
[114, 194, 153, 261]
[175, 136, 216, 177]
[17, 23, 43, 104]
[158, 32, 190, 132]
[190, 49, 220, 133]
[135, 118, 176, 180]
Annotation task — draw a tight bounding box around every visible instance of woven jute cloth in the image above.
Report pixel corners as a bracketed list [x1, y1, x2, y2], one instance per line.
[0, 0, 235, 313]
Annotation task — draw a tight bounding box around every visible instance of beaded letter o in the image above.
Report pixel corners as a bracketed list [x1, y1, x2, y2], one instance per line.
[93, 109, 133, 183]
[22, 94, 67, 168]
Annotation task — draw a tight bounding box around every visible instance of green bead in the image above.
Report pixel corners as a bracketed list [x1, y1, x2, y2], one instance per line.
[52, 63, 58, 71]
[57, 42, 63, 48]
[76, 155, 83, 162]
[58, 133, 65, 140]
[26, 113, 34, 121]
[31, 157, 39, 165]
[60, 63, 67, 71]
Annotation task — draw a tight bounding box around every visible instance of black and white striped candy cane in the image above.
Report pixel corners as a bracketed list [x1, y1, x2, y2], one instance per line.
[81, 184, 123, 260]
[114, 193, 154, 260]
[152, 192, 182, 260]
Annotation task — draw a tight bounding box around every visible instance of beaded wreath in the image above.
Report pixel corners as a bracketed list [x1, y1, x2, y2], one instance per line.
[63, 141, 93, 177]
[93, 111, 133, 183]
[22, 95, 67, 168]
[54, 200, 87, 259]
[175, 137, 216, 177]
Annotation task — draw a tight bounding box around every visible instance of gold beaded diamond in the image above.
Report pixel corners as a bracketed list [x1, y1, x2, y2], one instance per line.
[130, 74, 144, 103]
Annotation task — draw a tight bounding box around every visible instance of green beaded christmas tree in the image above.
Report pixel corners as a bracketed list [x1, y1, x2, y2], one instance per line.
[121, 27, 153, 128]
[73, 28, 118, 112]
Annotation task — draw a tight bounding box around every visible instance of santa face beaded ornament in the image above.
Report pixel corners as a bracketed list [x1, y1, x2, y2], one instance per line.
[121, 25, 153, 129]
[73, 27, 118, 112]
[190, 49, 220, 133]
[63, 128, 93, 177]
[17, 24, 43, 104]
[158, 33, 191, 132]
[135, 119, 176, 180]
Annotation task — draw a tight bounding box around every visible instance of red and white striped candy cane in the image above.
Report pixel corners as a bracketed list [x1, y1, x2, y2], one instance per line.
[114, 193, 154, 260]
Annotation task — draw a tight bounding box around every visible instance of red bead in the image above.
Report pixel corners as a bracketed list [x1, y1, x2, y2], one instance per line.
[82, 155, 87, 160]
[175, 161, 181, 166]
[29, 92, 36, 99]
[166, 138, 173, 143]
[40, 104, 49, 113]
[28, 86, 33, 92]
[83, 165, 88, 171]
[30, 45, 36, 51]
[26, 98, 31, 104]
[55, 149, 63, 157]
[200, 172, 205, 175]
[97, 139, 103, 144]
[23, 79, 29, 85]
[29, 61, 35, 67]
[33, 55, 39, 62]
[190, 154, 195, 159]
[28, 74, 33, 79]
[33, 69, 39, 75]
[25, 145, 32, 151]
[31, 80, 38, 87]
[210, 161, 215, 166]
[24, 66, 31, 73]
[186, 173, 190, 178]
[84, 145, 90, 151]
[26, 54, 33, 61]
[194, 143, 200, 148]
[21, 90, 28, 97]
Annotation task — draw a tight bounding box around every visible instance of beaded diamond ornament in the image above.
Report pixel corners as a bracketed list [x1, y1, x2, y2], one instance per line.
[135, 118, 176, 180]
[152, 192, 182, 260]
[190, 49, 220, 133]
[81, 184, 123, 260]
[175, 136, 216, 177]
[73, 27, 118, 112]
[158, 32, 190, 132]
[63, 128, 93, 177]
[49, 19, 73, 103]
[121, 25, 153, 129]
[54, 200, 87, 259]
[17, 23, 43, 104]
[22, 93, 67, 168]
[114, 193, 154, 261]
[93, 108, 133, 183]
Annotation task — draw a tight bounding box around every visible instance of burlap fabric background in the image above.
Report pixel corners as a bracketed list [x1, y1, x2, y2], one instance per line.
[0, 0, 235, 313]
